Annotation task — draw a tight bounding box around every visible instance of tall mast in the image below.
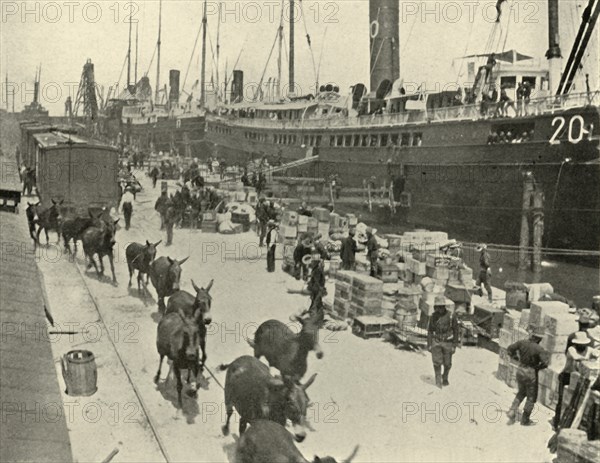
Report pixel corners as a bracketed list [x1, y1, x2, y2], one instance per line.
[289, 0, 295, 95]
[200, 0, 208, 107]
[127, 5, 132, 90]
[5, 73, 8, 111]
[216, 3, 221, 102]
[546, 0, 562, 94]
[277, 18, 283, 98]
[155, 0, 163, 102]
[135, 22, 139, 86]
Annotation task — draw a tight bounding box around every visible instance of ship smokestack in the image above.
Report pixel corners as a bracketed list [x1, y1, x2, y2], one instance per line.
[169, 70, 180, 105]
[545, 0, 562, 94]
[369, 0, 399, 93]
[232, 70, 244, 103]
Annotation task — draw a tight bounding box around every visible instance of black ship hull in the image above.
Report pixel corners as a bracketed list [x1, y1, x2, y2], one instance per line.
[205, 105, 600, 254]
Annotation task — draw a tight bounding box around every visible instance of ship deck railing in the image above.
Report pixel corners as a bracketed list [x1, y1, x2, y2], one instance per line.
[212, 91, 598, 130]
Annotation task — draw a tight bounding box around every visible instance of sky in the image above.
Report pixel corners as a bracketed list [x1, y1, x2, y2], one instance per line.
[1, 0, 598, 115]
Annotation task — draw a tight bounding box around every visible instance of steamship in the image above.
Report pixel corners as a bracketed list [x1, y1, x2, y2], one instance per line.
[102, 0, 206, 157]
[205, 0, 600, 255]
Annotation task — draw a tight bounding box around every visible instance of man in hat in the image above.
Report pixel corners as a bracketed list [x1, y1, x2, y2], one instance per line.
[566, 311, 595, 351]
[293, 234, 313, 281]
[164, 196, 176, 246]
[552, 310, 596, 427]
[155, 190, 169, 230]
[256, 197, 269, 247]
[340, 229, 357, 271]
[506, 326, 550, 426]
[366, 228, 379, 278]
[307, 258, 327, 305]
[297, 201, 312, 217]
[313, 233, 330, 261]
[476, 243, 493, 303]
[120, 186, 135, 231]
[427, 298, 460, 388]
[150, 165, 160, 188]
[265, 220, 278, 273]
[554, 329, 599, 428]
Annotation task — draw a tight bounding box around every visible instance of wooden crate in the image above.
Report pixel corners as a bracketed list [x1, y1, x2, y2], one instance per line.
[352, 316, 397, 339]
[473, 304, 505, 338]
[352, 274, 383, 292]
[377, 263, 399, 283]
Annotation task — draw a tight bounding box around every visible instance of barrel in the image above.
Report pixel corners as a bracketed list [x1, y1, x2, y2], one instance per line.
[61, 350, 98, 397]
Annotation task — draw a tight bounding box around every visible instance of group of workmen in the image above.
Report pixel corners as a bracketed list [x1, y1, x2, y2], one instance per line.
[426, 241, 600, 430]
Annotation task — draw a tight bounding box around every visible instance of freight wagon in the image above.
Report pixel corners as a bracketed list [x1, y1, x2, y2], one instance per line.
[19, 121, 53, 167]
[32, 131, 120, 215]
[19, 121, 80, 169]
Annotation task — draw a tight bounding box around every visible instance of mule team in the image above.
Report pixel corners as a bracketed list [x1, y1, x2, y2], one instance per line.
[25, 200, 357, 463]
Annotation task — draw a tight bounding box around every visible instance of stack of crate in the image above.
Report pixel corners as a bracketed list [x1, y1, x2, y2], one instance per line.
[350, 274, 384, 317]
[312, 207, 330, 238]
[333, 271, 354, 319]
[385, 234, 403, 264]
[424, 253, 452, 286]
[329, 212, 348, 235]
[376, 261, 399, 283]
[496, 312, 529, 387]
[537, 303, 578, 410]
[395, 285, 421, 329]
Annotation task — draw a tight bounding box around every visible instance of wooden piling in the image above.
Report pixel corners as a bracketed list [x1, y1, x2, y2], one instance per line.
[519, 177, 534, 270]
[532, 190, 545, 272]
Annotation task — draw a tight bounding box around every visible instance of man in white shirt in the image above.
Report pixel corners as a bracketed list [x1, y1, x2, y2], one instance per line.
[120, 186, 135, 230]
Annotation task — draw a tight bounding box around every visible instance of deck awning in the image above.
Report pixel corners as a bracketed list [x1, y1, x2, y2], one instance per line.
[462, 49, 534, 63]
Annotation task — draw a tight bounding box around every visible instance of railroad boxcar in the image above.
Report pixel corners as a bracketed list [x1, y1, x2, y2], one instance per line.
[33, 131, 120, 215]
[20, 121, 53, 168]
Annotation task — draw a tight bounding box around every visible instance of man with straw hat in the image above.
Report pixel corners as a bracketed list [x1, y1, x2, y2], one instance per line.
[553, 328, 599, 428]
[506, 325, 550, 426]
[427, 296, 459, 389]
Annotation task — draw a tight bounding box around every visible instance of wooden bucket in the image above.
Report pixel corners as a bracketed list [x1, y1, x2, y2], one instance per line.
[61, 350, 98, 397]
